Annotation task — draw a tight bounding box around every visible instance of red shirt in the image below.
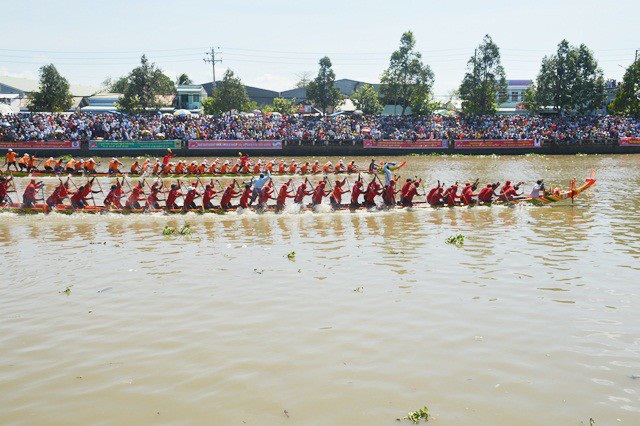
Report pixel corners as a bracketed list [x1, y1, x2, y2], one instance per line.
[276, 185, 293, 204]
[312, 185, 326, 204]
[166, 189, 182, 207]
[239, 188, 251, 208]
[221, 187, 237, 205]
[183, 188, 199, 206]
[404, 186, 418, 203]
[203, 188, 217, 206]
[331, 185, 345, 203]
[294, 186, 311, 203]
[351, 184, 364, 203]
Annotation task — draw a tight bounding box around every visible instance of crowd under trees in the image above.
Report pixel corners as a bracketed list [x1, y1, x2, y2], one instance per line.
[23, 34, 639, 118]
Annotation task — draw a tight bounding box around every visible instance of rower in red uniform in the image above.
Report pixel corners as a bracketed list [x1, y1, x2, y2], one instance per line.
[442, 183, 460, 206]
[70, 179, 97, 209]
[22, 179, 43, 208]
[0, 175, 14, 206]
[46, 180, 72, 208]
[402, 180, 421, 207]
[427, 182, 445, 206]
[165, 184, 182, 210]
[104, 180, 124, 209]
[311, 180, 330, 206]
[125, 181, 145, 209]
[364, 181, 382, 207]
[146, 185, 162, 210]
[499, 180, 523, 202]
[202, 184, 217, 210]
[258, 181, 275, 209]
[293, 181, 312, 204]
[399, 178, 413, 205]
[478, 183, 499, 204]
[220, 182, 240, 210]
[350, 178, 365, 207]
[382, 180, 398, 206]
[460, 182, 478, 205]
[182, 182, 200, 210]
[329, 177, 349, 207]
[275, 180, 295, 210]
[238, 184, 252, 209]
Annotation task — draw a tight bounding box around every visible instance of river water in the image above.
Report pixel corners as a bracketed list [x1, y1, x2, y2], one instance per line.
[1, 154, 639, 425]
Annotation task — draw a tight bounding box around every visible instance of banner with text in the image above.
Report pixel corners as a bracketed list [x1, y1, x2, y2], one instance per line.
[0, 141, 80, 150]
[454, 139, 541, 149]
[89, 140, 182, 150]
[363, 139, 447, 149]
[620, 137, 640, 146]
[188, 140, 282, 150]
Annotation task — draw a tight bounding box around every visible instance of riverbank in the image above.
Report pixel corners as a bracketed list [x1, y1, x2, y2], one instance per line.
[2, 140, 639, 158]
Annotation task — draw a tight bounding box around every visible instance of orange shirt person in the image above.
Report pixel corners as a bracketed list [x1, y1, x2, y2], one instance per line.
[43, 157, 56, 172]
[84, 158, 98, 174]
[322, 161, 332, 173]
[108, 158, 123, 175]
[277, 161, 286, 174]
[5, 149, 19, 171]
[311, 160, 320, 174]
[65, 158, 77, 173]
[288, 161, 297, 174]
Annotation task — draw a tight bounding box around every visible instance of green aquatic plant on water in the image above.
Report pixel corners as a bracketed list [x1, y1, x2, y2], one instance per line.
[397, 406, 429, 423]
[60, 285, 73, 295]
[162, 224, 192, 236]
[445, 234, 465, 246]
[286, 251, 296, 261]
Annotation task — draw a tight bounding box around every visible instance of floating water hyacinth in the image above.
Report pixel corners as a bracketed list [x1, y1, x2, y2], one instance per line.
[396, 406, 429, 423]
[445, 234, 465, 246]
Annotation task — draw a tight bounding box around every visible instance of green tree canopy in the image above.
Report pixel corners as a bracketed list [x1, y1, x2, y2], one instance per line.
[176, 73, 193, 85]
[524, 40, 605, 113]
[351, 84, 383, 115]
[273, 97, 296, 115]
[609, 58, 640, 117]
[459, 35, 507, 115]
[380, 31, 435, 115]
[306, 57, 341, 114]
[201, 69, 250, 115]
[28, 64, 73, 112]
[116, 55, 176, 114]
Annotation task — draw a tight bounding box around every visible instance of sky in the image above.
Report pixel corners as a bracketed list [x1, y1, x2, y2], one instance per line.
[2, 0, 639, 99]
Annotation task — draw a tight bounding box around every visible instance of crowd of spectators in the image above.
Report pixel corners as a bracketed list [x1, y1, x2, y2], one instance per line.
[1, 112, 639, 144]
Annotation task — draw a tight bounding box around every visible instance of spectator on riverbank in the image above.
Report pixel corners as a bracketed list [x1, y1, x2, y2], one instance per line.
[1, 112, 638, 144]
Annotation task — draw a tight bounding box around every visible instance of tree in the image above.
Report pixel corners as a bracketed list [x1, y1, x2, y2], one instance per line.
[273, 97, 296, 115]
[294, 71, 312, 89]
[117, 55, 176, 114]
[459, 35, 507, 115]
[380, 31, 435, 115]
[610, 59, 640, 117]
[201, 69, 250, 115]
[176, 73, 193, 85]
[525, 40, 605, 113]
[351, 84, 383, 114]
[306, 57, 341, 114]
[28, 64, 73, 112]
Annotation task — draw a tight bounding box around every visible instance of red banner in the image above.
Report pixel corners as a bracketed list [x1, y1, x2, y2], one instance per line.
[364, 139, 447, 149]
[620, 137, 640, 146]
[454, 139, 541, 149]
[188, 140, 282, 150]
[0, 141, 80, 149]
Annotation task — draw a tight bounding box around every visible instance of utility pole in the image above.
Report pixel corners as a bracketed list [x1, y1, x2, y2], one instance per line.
[203, 47, 222, 90]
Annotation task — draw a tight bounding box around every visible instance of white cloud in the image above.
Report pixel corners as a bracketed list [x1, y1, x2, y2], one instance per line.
[0, 67, 37, 80]
[249, 74, 297, 91]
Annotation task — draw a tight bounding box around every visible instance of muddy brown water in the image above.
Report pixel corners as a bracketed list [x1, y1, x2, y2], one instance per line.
[1, 155, 639, 425]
